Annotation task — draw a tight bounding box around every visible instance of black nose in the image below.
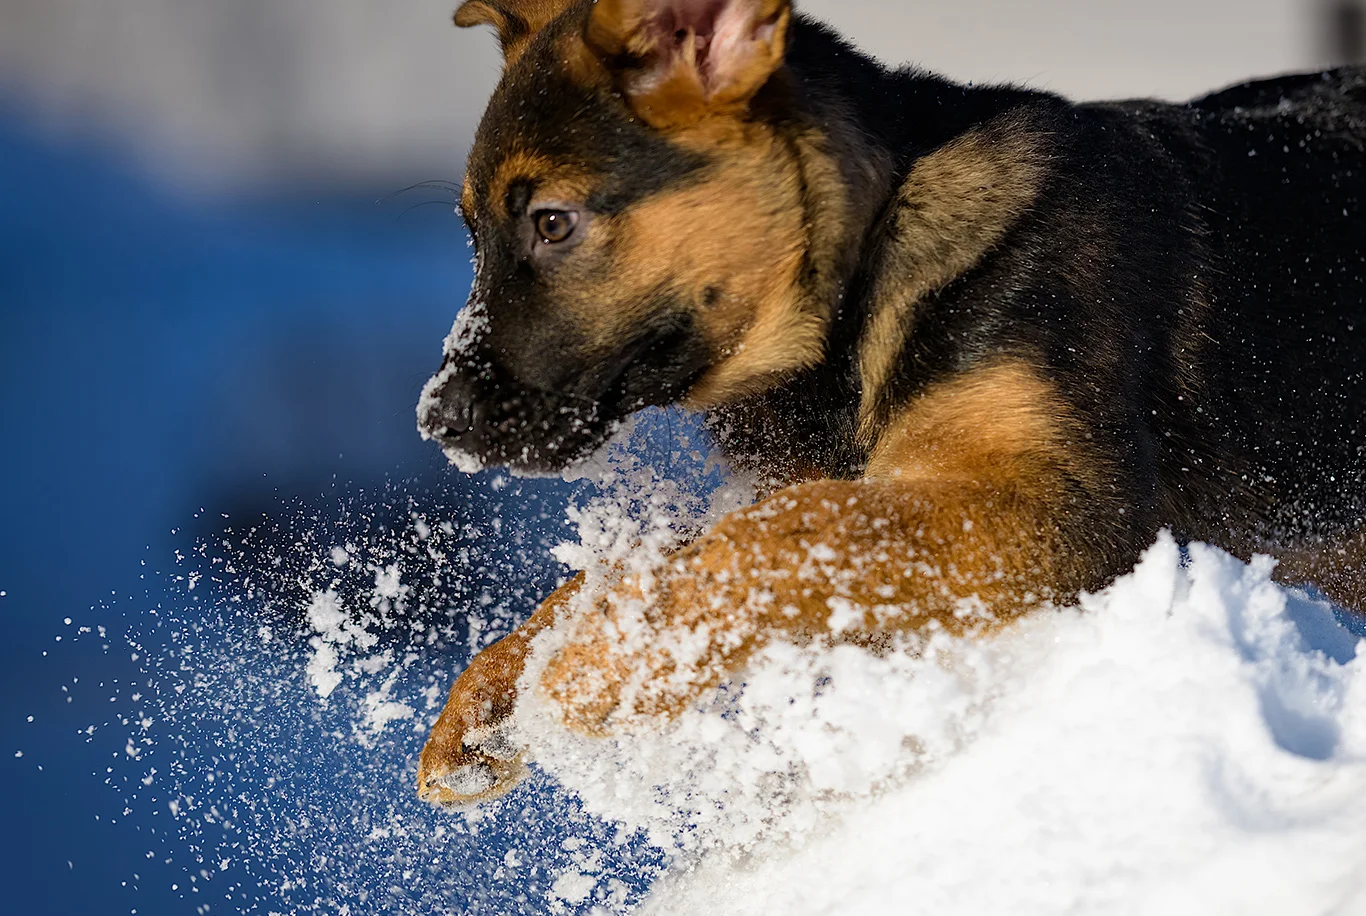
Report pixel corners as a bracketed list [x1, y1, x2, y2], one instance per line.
[421, 368, 479, 443]
[437, 378, 475, 436]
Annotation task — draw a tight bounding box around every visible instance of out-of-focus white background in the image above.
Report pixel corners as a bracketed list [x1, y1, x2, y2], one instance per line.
[2, 0, 1362, 190]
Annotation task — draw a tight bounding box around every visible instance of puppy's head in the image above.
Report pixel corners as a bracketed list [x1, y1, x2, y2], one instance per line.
[419, 0, 837, 474]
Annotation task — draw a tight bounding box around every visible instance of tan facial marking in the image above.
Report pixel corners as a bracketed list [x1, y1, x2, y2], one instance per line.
[485, 149, 597, 220]
[668, 121, 812, 404]
[553, 118, 813, 405]
[858, 118, 1050, 440]
[684, 124, 866, 407]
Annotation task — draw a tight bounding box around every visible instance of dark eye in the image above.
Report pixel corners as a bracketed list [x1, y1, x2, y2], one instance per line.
[534, 209, 578, 245]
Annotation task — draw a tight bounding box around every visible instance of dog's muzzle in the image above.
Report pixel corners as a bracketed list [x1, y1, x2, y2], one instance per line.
[418, 309, 712, 475]
[418, 353, 610, 475]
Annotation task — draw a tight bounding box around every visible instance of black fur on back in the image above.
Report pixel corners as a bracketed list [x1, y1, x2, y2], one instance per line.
[722, 16, 1366, 565]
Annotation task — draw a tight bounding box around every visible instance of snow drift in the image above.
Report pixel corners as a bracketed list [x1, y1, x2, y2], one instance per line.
[600, 536, 1366, 915]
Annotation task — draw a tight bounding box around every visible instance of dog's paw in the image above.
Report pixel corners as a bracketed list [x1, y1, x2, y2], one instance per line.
[417, 720, 527, 809]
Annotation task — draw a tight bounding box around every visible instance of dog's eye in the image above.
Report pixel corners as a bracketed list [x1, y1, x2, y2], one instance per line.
[534, 210, 578, 245]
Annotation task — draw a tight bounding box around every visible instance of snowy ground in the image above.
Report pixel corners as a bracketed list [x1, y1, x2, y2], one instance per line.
[609, 537, 1366, 915]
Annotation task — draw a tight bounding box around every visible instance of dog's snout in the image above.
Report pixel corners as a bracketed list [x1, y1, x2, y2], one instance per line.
[422, 369, 479, 442]
[417, 331, 657, 474]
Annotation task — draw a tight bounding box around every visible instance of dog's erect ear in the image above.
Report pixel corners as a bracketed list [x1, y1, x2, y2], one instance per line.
[585, 0, 792, 128]
[454, 0, 574, 64]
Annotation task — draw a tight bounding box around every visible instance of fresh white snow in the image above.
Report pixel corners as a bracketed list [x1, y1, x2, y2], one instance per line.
[598, 536, 1366, 915]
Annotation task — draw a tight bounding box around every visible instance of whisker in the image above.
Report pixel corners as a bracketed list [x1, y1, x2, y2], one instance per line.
[393, 200, 462, 222]
[376, 180, 463, 206]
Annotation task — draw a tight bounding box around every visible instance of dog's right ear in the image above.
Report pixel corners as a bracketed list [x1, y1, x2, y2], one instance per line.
[584, 0, 792, 129]
[454, 0, 574, 64]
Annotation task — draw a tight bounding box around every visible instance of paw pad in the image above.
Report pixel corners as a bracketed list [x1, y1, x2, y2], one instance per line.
[418, 718, 527, 809]
[433, 762, 497, 798]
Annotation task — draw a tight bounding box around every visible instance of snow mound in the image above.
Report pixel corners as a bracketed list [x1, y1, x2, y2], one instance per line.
[517, 534, 1366, 915]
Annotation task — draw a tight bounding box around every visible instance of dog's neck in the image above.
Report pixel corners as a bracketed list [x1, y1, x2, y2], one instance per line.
[705, 17, 1049, 486]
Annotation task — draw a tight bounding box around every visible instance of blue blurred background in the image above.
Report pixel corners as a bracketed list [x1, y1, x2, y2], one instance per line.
[2, 0, 1362, 913]
[0, 110, 491, 912]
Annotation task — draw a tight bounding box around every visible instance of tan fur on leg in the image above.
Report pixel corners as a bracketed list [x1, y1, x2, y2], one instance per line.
[538, 474, 1076, 733]
[417, 574, 583, 806]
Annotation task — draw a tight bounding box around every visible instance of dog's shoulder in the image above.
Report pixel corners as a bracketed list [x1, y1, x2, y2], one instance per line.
[851, 87, 1201, 422]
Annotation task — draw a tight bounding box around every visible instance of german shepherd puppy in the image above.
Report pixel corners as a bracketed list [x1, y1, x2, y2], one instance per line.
[415, 0, 1366, 806]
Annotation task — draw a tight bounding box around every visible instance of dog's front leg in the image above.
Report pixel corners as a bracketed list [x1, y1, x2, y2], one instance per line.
[417, 574, 582, 806]
[538, 476, 1103, 733]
